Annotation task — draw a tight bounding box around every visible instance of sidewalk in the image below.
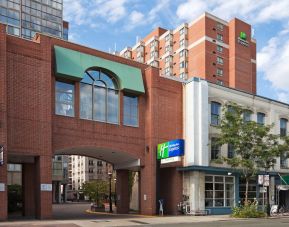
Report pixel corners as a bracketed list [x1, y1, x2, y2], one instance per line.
[0, 215, 232, 227]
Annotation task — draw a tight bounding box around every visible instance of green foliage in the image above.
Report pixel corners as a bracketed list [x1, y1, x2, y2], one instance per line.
[8, 184, 22, 212]
[215, 102, 289, 204]
[232, 201, 266, 218]
[82, 180, 109, 207]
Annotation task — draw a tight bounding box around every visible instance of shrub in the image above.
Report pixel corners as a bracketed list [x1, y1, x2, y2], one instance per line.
[232, 201, 266, 218]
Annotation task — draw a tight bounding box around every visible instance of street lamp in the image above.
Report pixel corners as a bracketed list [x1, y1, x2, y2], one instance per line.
[108, 172, 112, 213]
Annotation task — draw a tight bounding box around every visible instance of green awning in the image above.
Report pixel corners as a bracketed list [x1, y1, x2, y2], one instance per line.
[54, 46, 145, 94]
[281, 175, 289, 185]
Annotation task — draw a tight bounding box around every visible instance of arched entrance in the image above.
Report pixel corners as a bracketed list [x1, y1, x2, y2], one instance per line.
[53, 147, 141, 217]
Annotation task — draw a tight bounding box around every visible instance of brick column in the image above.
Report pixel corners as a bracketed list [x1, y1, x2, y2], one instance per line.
[0, 24, 8, 221]
[35, 156, 52, 219]
[116, 170, 129, 214]
[22, 163, 36, 217]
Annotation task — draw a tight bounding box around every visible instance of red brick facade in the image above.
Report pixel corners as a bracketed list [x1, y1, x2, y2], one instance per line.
[0, 23, 183, 220]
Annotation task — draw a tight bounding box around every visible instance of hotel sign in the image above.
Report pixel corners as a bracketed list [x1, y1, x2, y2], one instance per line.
[238, 31, 249, 47]
[157, 139, 184, 160]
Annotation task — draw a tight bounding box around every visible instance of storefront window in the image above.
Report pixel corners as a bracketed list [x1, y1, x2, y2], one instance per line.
[205, 175, 235, 208]
[55, 81, 74, 117]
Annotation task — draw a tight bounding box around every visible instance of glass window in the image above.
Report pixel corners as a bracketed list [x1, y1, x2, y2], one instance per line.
[80, 69, 119, 124]
[280, 118, 288, 136]
[211, 138, 220, 160]
[217, 33, 223, 41]
[257, 112, 265, 125]
[55, 81, 74, 117]
[216, 68, 223, 76]
[205, 175, 235, 207]
[228, 144, 234, 158]
[217, 45, 223, 53]
[211, 102, 221, 125]
[217, 56, 224, 65]
[243, 110, 252, 122]
[123, 95, 138, 127]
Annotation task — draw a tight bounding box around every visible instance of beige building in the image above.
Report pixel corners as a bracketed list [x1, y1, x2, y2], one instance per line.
[120, 12, 256, 94]
[68, 156, 113, 196]
[181, 77, 289, 214]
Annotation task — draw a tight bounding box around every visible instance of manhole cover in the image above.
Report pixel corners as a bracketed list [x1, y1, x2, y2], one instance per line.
[130, 220, 149, 224]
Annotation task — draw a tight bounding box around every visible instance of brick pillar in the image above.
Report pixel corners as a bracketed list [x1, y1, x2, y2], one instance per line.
[116, 170, 129, 214]
[35, 156, 52, 219]
[0, 24, 8, 221]
[22, 163, 36, 217]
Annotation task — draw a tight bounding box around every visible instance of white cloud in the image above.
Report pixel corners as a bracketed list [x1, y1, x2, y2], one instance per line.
[63, 0, 128, 27]
[176, 0, 289, 25]
[257, 27, 289, 103]
[91, 0, 128, 23]
[125, 11, 145, 31]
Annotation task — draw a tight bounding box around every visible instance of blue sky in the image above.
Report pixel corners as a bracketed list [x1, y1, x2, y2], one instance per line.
[63, 0, 289, 103]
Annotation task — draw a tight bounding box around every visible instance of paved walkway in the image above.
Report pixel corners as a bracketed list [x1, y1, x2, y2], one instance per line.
[1, 214, 234, 227]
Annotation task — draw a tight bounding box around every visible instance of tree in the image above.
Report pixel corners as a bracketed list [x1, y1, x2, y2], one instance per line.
[82, 180, 109, 207]
[215, 102, 289, 206]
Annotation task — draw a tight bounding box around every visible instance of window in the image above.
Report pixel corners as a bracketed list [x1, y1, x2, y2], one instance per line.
[216, 23, 224, 31]
[257, 112, 265, 125]
[211, 138, 220, 160]
[211, 102, 221, 125]
[80, 69, 119, 124]
[55, 81, 74, 117]
[280, 118, 288, 136]
[179, 39, 185, 47]
[179, 27, 185, 35]
[165, 34, 170, 42]
[123, 95, 138, 127]
[179, 49, 188, 58]
[216, 80, 223, 86]
[228, 144, 234, 158]
[97, 161, 103, 166]
[205, 175, 234, 208]
[217, 33, 223, 42]
[216, 68, 223, 76]
[217, 45, 223, 53]
[179, 61, 187, 69]
[243, 110, 252, 122]
[179, 73, 187, 79]
[239, 177, 257, 202]
[280, 154, 288, 169]
[217, 56, 224, 65]
[165, 45, 171, 53]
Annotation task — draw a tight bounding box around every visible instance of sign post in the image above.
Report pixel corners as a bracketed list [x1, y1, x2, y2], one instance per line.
[258, 175, 270, 211]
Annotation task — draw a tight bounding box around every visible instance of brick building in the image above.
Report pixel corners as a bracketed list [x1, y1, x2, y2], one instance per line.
[0, 23, 182, 220]
[120, 12, 256, 94]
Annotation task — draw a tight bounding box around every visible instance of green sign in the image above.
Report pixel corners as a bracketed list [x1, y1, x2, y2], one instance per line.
[240, 32, 247, 40]
[157, 139, 184, 160]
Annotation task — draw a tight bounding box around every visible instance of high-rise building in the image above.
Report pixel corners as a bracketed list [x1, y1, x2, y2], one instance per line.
[120, 12, 256, 94]
[0, 0, 68, 40]
[68, 156, 113, 197]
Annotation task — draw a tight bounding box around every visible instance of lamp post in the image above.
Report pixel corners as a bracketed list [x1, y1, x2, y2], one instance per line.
[108, 172, 112, 213]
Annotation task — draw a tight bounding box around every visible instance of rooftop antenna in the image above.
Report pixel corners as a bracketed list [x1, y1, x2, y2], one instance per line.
[114, 43, 117, 52]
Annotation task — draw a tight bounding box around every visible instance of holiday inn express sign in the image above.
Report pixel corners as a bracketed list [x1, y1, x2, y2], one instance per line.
[157, 139, 184, 160]
[238, 31, 249, 47]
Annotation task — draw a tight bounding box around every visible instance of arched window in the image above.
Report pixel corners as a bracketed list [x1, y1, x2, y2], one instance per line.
[80, 68, 119, 124]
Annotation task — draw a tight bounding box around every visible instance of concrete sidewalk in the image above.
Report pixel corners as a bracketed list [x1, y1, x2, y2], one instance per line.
[0, 215, 233, 227]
